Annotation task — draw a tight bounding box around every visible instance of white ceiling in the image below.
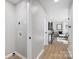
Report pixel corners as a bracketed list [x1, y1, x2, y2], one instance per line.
[38, 0, 72, 8]
[32, 0, 73, 19]
[6, 0, 73, 8]
[6, 0, 23, 5]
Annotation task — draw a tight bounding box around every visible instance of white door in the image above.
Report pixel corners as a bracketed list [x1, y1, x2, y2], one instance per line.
[31, 3, 45, 59]
[26, 1, 48, 59]
[26, 2, 32, 59]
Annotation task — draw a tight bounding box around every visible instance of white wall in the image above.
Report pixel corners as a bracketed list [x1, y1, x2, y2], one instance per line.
[52, 8, 69, 32]
[48, 8, 69, 22]
[5, 1, 28, 57]
[5, 1, 47, 58]
[5, 1, 16, 55]
[31, 1, 46, 59]
[43, 1, 69, 32]
[45, 6, 69, 33]
[68, 5, 73, 58]
[16, 1, 27, 57]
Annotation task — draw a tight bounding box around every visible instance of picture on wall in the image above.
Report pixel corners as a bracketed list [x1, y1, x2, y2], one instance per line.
[56, 24, 62, 30]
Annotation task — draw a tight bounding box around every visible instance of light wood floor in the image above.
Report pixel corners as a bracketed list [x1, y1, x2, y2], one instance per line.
[39, 41, 71, 59]
[6, 41, 71, 59]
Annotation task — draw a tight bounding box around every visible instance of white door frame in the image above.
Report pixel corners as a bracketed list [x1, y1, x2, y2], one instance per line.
[26, 2, 32, 59]
[44, 16, 48, 46]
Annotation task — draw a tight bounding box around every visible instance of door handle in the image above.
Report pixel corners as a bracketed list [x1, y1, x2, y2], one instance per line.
[29, 37, 31, 39]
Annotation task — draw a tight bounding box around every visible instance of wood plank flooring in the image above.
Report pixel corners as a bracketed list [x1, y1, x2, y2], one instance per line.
[6, 41, 71, 59]
[39, 41, 71, 59]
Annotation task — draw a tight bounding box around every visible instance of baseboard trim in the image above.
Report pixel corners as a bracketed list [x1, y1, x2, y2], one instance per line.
[14, 51, 27, 59]
[36, 49, 44, 59]
[5, 51, 27, 59]
[5, 52, 13, 59]
[67, 48, 72, 58]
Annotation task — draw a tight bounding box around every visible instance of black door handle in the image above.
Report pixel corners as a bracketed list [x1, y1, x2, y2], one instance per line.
[29, 37, 31, 39]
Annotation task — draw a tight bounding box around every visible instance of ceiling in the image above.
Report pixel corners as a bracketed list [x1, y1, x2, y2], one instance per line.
[6, 0, 23, 5]
[6, 0, 73, 20]
[38, 0, 72, 8]
[6, 0, 73, 7]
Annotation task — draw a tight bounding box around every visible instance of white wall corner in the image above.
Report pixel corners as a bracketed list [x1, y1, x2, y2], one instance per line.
[5, 51, 27, 59]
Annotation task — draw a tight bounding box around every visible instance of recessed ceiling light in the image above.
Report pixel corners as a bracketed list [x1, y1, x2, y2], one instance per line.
[54, 0, 59, 3]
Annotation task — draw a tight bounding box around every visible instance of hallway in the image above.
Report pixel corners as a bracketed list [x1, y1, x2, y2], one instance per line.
[5, 0, 73, 59]
[39, 41, 71, 59]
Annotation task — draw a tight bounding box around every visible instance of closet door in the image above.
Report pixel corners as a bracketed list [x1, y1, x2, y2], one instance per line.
[26, 1, 47, 59]
[30, 1, 46, 59]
